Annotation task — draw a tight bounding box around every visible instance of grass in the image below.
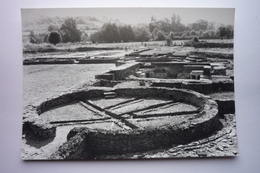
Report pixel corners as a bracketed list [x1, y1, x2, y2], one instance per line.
[109, 98, 171, 115]
[209, 92, 234, 100]
[40, 102, 109, 123]
[89, 97, 135, 109]
[23, 64, 115, 109]
[22, 40, 198, 54]
[135, 102, 198, 115]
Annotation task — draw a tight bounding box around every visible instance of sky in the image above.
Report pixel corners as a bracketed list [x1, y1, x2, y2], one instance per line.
[21, 8, 235, 26]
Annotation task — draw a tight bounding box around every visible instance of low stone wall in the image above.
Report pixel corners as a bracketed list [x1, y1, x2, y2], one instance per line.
[151, 79, 213, 94]
[51, 114, 219, 159]
[215, 99, 235, 118]
[152, 62, 210, 78]
[49, 132, 87, 160]
[151, 82, 182, 88]
[190, 51, 233, 60]
[23, 58, 75, 65]
[181, 80, 213, 94]
[95, 73, 114, 80]
[212, 76, 234, 92]
[111, 62, 140, 80]
[193, 42, 233, 48]
[92, 80, 120, 87]
[96, 62, 140, 80]
[47, 87, 219, 159]
[23, 58, 117, 65]
[23, 89, 104, 139]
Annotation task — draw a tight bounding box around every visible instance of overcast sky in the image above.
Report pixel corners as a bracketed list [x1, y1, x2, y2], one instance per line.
[21, 8, 235, 26]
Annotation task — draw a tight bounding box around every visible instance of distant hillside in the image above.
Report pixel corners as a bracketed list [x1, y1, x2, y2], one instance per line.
[22, 16, 105, 33]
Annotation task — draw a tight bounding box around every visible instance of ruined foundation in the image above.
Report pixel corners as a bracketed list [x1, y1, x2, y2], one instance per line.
[23, 87, 220, 159]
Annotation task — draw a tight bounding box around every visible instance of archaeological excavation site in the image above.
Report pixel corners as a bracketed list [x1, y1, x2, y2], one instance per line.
[22, 47, 238, 159]
[21, 8, 237, 160]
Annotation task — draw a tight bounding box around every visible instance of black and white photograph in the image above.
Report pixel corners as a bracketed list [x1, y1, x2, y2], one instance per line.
[21, 7, 237, 160]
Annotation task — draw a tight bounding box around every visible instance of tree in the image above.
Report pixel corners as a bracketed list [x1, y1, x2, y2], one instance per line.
[151, 27, 159, 39]
[171, 14, 182, 32]
[219, 26, 227, 40]
[90, 31, 102, 43]
[29, 31, 37, 44]
[100, 23, 121, 42]
[48, 25, 59, 32]
[226, 25, 234, 39]
[202, 31, 210, 38]
[207, 22, 216, 31]
[190, 30, 197, 36]
[169, 32, 174, 40]
[134, 26, 151, 42]
[156, 30, 165, 41]
[127, 25, 136, 41]
[166, 37, 172, 46]
[60, 18, 81, 43]
[191, 19, 209, 31]
[48, 31, 62, 45]
[119, 25, 135, 42]
[218, 25, 234, 39]
[192, 36, 199, 43]
[209, 30, 215, 38]
[43, 33, 49, 43]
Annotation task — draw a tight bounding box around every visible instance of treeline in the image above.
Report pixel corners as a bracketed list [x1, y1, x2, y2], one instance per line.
[149, 14, 233, 40]
[90, 23, 150, 43]
[27, 14, 234, 46]
[91, 14, 234, 43]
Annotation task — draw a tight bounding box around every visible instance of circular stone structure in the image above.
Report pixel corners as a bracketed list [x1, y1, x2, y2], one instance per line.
[23, 87, 219, 159]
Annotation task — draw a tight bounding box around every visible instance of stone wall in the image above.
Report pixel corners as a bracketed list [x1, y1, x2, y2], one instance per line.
[48, 87, 219, 159]
[111, 63, 140, 80]
[23, 58, 117, 65]
[215, 99, 235, 118]
[23, 89, 104, 139]
[151, 79, 213, 94]
[96, 62, 140, 80]
[153, 62, 185, 78]
[181, 80, 213, 94]
[152, 62, 210, 78]
[212, 75, 234, 92]
[51, 106, 219, 159]
[95, 73, 114, 80]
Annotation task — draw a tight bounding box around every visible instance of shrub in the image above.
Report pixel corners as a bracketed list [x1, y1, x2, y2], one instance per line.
[29, 31, 38, 44]
[201, 31, 210, 39]
[156, 30, 165, 41]
[48, 31, 62, 45]
[152, 27, 160, 39]
[23, 43, 55, 53]
[43, 33, 49, 43]
[192, 37, 199, 43]
[169, 32, 174, 40]
[181, 32, 187, 38]
[209, 30, 215, 38]
[166, 37, 172, 46]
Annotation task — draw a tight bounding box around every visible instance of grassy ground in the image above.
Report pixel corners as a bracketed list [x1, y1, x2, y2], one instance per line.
[23, 50, 126, 60]
[210, 92, 234, 100]
[23, 64, 115, 109]
[24, 39, 227, 53]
